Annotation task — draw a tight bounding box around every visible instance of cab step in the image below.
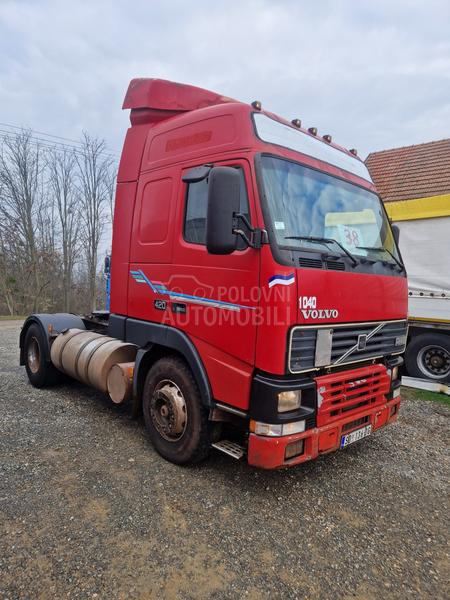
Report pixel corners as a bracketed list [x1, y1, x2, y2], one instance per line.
[211, 440, 246, 460]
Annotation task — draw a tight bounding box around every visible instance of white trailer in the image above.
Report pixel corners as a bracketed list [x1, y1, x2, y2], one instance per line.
[387, 197, 450, 382]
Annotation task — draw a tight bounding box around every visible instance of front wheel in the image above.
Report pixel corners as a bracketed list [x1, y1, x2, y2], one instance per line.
[405, 333, 450, 382]
[142, 356, 211, 465]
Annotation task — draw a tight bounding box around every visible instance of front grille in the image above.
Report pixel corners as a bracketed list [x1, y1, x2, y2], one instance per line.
[290, 329, 317, 372]
[289, 320, 408, 373]
[315, 364, 390, 427]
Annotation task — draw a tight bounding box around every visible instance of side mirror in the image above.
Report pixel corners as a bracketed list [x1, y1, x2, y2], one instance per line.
[392, 224, 400, 245]
[206, 167, 240, 255]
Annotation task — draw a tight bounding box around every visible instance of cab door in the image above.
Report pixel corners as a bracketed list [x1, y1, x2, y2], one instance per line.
[171, 158, 260, 409]
[128, 166, 175, 323]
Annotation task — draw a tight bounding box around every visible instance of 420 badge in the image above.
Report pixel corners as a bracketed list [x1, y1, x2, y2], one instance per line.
[299, 296, 339, 320]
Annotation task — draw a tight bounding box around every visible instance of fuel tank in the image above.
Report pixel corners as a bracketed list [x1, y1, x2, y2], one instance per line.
[50, 328, 137, 399]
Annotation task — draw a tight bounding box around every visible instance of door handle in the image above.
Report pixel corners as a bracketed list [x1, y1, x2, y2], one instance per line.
[171, 302, 187, 314]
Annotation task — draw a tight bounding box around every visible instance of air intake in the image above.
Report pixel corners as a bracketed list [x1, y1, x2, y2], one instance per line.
[298, 257, 323, 269]
[326, 260, 345, 271]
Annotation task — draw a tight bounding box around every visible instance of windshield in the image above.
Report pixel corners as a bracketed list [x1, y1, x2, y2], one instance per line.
[260, 156, 400, 263]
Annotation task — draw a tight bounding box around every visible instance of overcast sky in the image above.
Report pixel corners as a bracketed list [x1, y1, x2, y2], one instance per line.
[1, 0, 449, 161]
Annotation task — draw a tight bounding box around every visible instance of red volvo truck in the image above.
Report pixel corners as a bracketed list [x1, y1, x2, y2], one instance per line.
[19, 79, 408, 469]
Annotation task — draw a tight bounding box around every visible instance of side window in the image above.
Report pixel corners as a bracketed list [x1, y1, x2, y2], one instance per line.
[184, 177, 208, 244]
[139, 178, 172, 243]
[184, 168, 251, 249]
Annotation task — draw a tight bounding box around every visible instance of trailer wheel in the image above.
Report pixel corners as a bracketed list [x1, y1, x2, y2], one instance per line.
[405, 333, 450, 382]
[142, 356, 210, 465]
[24, 323, 62, 387]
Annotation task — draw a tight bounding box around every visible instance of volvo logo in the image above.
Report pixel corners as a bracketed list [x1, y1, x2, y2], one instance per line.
[333, 323, 385, 366]
[357, 334, 368, 350]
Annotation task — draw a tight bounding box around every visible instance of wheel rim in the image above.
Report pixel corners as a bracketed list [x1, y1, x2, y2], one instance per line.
[150, 379, 188, 442]
[417, 344, 450, 379]
[27, 336, 41, 374]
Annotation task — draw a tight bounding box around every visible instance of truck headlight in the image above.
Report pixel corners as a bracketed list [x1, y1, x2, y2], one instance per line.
[278, 390, 302, 413]
[250, 420, 305, 436]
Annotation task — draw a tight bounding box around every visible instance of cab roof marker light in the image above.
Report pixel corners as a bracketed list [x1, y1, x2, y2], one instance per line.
[349, 148, 358, 156]
[323, 134, 332, 143]
[251, 100, 262, 111]
[308, 127, 318, 136]
[291, 119, 302, 128]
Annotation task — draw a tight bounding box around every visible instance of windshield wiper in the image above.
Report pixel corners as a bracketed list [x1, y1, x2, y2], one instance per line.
[355, 246, 404, 270]
[284, 235, 358, 266]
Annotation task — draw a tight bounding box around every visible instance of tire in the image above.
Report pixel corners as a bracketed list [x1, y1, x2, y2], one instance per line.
[142, 356, 211, 465]
[405, 333, 450, 382]
[24, 323, 62, 387]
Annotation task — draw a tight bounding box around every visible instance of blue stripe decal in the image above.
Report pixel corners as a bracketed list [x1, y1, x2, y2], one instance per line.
[137, 270, 157, 293]
[166, 290, 252, 310]
[130, 269, 255, 311]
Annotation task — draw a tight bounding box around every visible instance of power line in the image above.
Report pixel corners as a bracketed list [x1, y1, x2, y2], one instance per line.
[0, 122, 121, 156]
[0, 128, 119, 162]
[0, 138, 117, 163]
[0, 132, 118, 162]
[0, 122, 87, 145]
[0, 122, 121, 158]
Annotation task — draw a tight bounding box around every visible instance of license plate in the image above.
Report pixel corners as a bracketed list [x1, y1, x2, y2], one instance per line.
[340, 424, 372, 448]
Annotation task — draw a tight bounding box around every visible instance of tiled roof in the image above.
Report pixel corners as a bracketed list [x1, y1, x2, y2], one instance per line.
[365, 138, 450, 202]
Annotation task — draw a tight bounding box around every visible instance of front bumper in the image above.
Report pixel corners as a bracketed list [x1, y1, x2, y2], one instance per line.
[247, 395, 401, 469]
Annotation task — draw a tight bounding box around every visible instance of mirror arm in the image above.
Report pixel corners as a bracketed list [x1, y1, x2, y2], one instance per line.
[233, 213, 267, 249]
[234, 212, 253, 230]
[232, 228, 254, 248]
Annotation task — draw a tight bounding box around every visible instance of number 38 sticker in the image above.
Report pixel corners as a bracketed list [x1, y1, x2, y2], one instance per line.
[338, 225, 362, 249]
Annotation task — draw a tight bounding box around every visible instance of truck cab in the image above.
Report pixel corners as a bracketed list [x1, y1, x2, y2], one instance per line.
[21, 78, 408, 469]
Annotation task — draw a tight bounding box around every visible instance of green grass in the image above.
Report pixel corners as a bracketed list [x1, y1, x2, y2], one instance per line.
[401, 386, 450, 407]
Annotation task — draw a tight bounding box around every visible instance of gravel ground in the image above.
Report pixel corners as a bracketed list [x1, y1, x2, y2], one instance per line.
[0, 320, 449, 600]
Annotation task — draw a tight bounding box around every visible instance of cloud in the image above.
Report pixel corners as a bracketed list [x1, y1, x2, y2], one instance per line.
[0, 0, 449, 160]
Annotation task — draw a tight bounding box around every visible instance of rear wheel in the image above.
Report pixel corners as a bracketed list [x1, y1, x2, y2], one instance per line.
[142, 356, 211, 465]
[405, 333, 450, 382]
[24, 323, 62, 387]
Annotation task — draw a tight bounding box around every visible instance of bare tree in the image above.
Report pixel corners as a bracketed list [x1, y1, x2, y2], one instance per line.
[76, 133, 114, 312]
[48, 148, 81, 311]
[0, 131, 50, 312]
[0, 129, 117, 316]
[0, 229, 16, 315]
